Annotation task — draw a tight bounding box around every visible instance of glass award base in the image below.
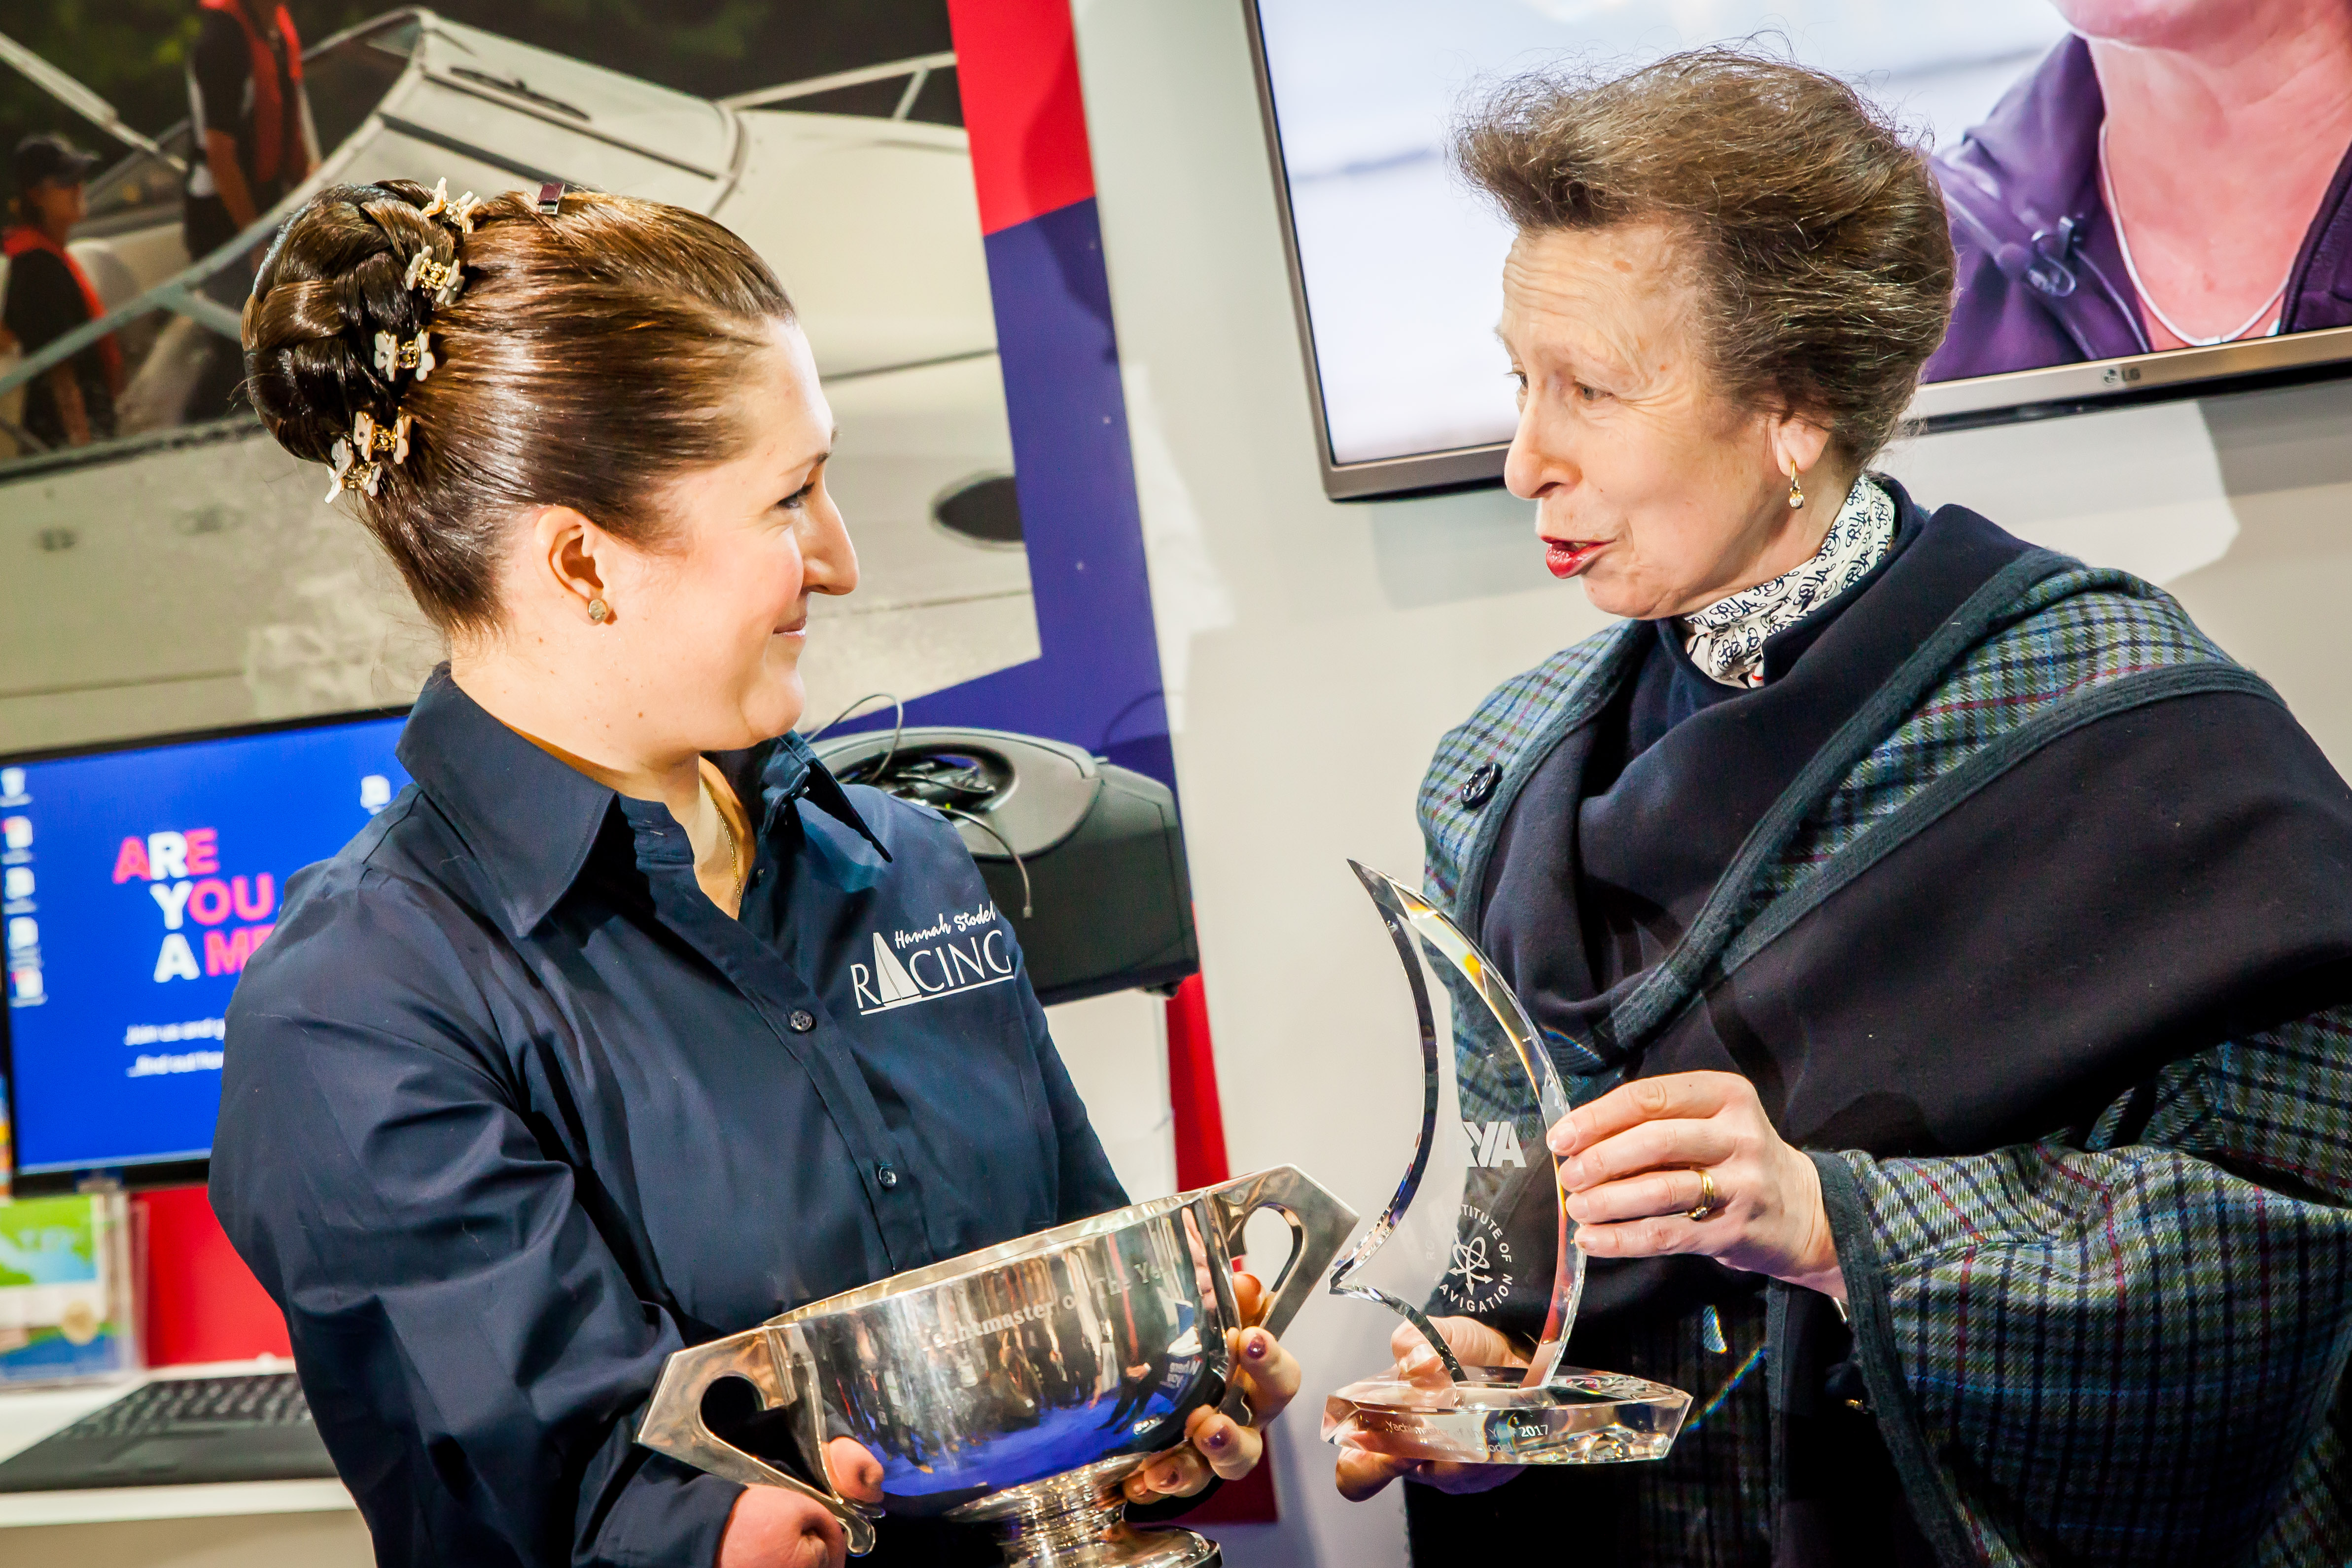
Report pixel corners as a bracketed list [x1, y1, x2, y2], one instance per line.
[1323, 1367, 1691, 1465]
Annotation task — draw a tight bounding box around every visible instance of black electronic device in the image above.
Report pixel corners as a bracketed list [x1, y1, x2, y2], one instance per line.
[1, 708, 409, 1195]
[807, 727, 1197, 1006]
[0, 1371, 337, 1492]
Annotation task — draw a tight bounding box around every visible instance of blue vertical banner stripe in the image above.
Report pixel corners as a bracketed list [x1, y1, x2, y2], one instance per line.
[880, 2, 1172, 788]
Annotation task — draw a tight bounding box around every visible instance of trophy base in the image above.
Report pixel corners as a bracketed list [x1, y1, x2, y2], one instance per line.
[984, 1476, 1219, 1568]
[1000, 1521, 1217, 1568]
[1323, 1366, 1691, 1465]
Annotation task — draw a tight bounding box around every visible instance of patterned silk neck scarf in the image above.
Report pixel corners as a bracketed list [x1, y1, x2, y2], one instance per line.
[1681, 476, 1897, 689]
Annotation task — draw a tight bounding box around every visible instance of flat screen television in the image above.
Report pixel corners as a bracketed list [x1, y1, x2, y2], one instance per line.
[1242, 0, 2352, 499]
[1, 712, 409, 1194]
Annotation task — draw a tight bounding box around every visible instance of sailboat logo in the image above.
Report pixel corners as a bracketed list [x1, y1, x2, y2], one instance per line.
[867, 934, 921, 1006]
[849, 912, 1020, 1015]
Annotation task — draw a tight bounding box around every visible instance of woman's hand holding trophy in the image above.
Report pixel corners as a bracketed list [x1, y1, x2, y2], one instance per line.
[1334, 1317, 1530, 1500]
[1123, 1264, 1306, 1506]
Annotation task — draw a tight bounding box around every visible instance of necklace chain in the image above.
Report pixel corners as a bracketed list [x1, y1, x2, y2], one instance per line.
[2098, 124, 2289, 348]
[702, 776, 744, 903]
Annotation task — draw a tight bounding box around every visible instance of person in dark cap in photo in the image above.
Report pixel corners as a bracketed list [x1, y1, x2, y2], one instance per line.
[2, 134, 121, 450]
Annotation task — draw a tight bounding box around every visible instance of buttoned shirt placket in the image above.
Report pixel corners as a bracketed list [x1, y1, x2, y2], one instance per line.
[614, 791, 931, 1273]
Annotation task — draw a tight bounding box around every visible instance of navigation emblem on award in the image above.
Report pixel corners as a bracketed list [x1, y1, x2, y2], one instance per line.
[1321, 862, 1690, 1465]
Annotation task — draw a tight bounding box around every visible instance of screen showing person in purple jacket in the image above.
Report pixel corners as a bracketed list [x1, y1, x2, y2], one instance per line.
[1245, 0, 2352, 468]
[1927, 0, 2352, 382]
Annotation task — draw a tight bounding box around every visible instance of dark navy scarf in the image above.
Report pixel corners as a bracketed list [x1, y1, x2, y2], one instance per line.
[1473, 481, 2352, 1335]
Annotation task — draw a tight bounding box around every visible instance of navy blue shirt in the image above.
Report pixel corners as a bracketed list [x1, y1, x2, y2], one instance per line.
[210, 670, 1126, 1567]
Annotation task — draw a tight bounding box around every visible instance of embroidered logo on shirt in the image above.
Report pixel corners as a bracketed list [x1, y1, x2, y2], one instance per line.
[850, 901, 1018, 1014]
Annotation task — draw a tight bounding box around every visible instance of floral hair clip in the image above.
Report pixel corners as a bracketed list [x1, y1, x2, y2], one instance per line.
[372, 328, 436, 381]
[323, 437, 383, 502]
[420, 176, 484, 234]
[402, 249, 463, 308]
[353, 408, 413, 466]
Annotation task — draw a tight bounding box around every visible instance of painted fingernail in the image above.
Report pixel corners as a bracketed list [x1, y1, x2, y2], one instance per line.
[1207, 1426, 1232, 1450]
[1246, 1330, 1272, 1360]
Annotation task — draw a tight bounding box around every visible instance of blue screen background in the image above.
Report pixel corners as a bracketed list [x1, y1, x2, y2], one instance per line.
[3, 716, 409, 1176]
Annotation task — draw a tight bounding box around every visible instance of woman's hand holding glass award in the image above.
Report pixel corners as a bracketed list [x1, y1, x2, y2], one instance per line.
[1323, 864, 1690, 1493]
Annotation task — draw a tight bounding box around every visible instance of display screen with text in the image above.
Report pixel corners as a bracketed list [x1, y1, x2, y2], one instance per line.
[3, 716, 408, 1177]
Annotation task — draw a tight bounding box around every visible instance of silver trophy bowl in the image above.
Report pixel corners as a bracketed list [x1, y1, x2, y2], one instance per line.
[639, 1166, 1357, 1567]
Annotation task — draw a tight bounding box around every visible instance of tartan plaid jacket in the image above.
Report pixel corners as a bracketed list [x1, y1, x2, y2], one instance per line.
[1416, 546, 2352, 1565]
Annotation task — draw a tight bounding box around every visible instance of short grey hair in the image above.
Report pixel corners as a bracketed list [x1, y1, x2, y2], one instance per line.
[1455, 47, 1957, 465]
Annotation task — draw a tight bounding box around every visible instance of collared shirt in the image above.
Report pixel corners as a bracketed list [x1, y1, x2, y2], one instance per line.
[1678, 478, 1897, 689]
[210, 669, 1125, 1568]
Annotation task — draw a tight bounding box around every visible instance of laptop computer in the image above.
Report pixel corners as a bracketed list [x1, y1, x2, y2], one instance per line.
[0, 1370, 338, 1491]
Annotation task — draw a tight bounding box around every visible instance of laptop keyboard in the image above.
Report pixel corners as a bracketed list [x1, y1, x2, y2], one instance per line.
[61, 1373, 314, 1438]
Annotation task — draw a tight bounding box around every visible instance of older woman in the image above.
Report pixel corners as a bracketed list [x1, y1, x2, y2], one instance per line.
[1334, 51, 2352, 1566]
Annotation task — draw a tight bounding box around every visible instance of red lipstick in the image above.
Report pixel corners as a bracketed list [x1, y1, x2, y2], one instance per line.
[1546, 540, 1607, 579]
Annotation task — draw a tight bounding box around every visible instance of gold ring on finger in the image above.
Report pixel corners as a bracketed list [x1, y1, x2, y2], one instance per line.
[1685, 1167, 1724, 1222]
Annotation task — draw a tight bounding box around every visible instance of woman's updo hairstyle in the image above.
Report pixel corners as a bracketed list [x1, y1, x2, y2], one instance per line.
[242, 178, 793, 633]
[1455, 48, 1955, 466]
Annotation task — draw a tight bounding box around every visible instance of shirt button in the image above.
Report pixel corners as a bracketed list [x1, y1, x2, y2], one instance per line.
[787, 1009, 815, 1033]
[875, 1163, 900, 1190]
[1460, 761, 1503, 809]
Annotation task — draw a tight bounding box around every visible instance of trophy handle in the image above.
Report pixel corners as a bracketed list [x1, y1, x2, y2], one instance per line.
[1204, 1165, 1360, 1341]
[638, 1324, 880, 1557]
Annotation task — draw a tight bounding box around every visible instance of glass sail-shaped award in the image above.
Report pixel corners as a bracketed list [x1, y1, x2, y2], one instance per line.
[1321, 862, 1690, 1465]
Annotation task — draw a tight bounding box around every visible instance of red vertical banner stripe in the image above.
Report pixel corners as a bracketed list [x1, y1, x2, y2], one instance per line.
[945, 0, 1098, 234]
[1164, 974, 1230, 1191]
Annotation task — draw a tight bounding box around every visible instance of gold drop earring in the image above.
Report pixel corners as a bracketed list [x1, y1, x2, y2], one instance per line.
[1786, 459, 1805, 510]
